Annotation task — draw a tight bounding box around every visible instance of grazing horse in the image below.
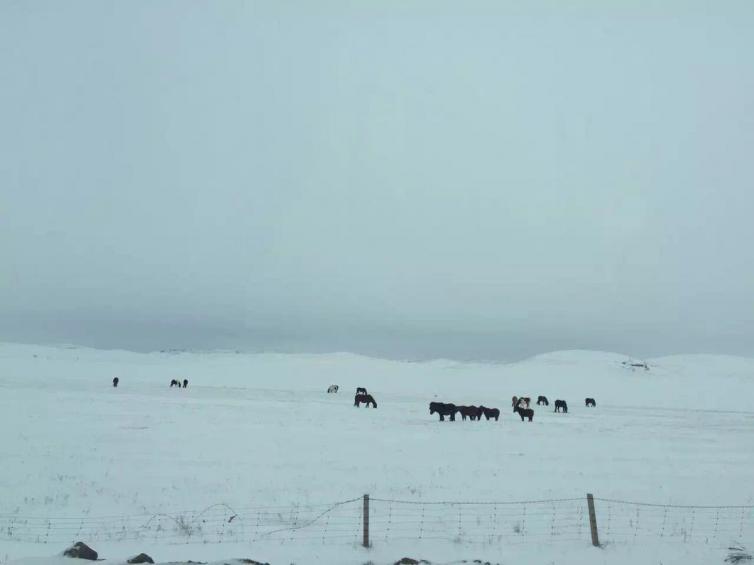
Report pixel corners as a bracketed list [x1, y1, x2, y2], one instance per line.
[170, 379, 179, 387]
[356, 387, 368, 395]
[537, 396, 548, 406]
[585, 398, 596, 407]
[183, 379, 188, 389]
[327, 385, 339, 393]
[457, 405, 481, 421]
[354, 393, 377, 408]
[479, 406, 500, 421]
[554, 400, 568, 413]
[112, 377, 119, 388]
[429, 402, 457, 421]
[514, 405, 534, 422]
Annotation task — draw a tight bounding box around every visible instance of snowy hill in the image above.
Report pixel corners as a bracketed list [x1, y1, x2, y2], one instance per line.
[1, 342, 752, 564]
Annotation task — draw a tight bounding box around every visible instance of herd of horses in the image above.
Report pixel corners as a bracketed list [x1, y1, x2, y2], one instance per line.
[429, 402, 500, 421]
[113, 376, 596, 423]
[327, 384, 596, 422]
[430, 395, 596, 422]
[113, 376, 595, 426]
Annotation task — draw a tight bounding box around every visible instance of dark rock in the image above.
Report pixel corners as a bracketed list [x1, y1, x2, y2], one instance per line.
[63, 542, 98, 560]
[128, 554, 154, 564]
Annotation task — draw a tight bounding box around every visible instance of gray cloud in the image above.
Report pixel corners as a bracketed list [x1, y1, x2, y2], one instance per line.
[2, 1, 753, 360]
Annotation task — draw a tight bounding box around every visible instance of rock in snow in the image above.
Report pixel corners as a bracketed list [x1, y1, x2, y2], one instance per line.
[63, 542, 98, 560]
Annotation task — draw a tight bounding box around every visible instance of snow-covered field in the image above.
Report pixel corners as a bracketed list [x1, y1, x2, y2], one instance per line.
[1, 342, 753, 564]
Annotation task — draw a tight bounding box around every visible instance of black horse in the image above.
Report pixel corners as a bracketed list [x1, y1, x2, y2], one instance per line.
[356, 387, 368, 395]
[514, 405, 534, 422]
[585, 398, 596, 407]
[479, 406, 500, 421]
[457, 405, 482, 421]
[554, 400, 568, 413]
[170, 379, 179, 387]
[112, 377, 119, 388]
[537, 395, 548, 406]
[354, 393, 377, 408]
[327, 385, 339, 393]
[183, 379, 188, 389]
[429, 402, 457, 421]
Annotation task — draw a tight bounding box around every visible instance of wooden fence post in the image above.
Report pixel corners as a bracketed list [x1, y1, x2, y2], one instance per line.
[587, 493, 600, 547]
[362, 494, 370, 548]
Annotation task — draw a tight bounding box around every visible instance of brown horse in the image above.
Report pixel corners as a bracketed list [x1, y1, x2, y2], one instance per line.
[354, 393, 377, 408]
[457, 405, 482, 421]
[514, 405, 534, 422]
[479, 406, 500, 421]
[430, 402, 457, 421]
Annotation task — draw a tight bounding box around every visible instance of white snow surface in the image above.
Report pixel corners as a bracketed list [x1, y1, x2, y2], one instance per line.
[1, 342, 753, 564]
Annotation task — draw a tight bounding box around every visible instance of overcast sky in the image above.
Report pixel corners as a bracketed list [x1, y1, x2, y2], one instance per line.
[1, 1, 753, 361]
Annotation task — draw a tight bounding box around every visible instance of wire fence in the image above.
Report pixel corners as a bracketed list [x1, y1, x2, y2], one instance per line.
[0, 500, 363, 545]
[1, 495, 753, 548]
[368, 497, 588, 545]
[593, 498, 754, 545]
